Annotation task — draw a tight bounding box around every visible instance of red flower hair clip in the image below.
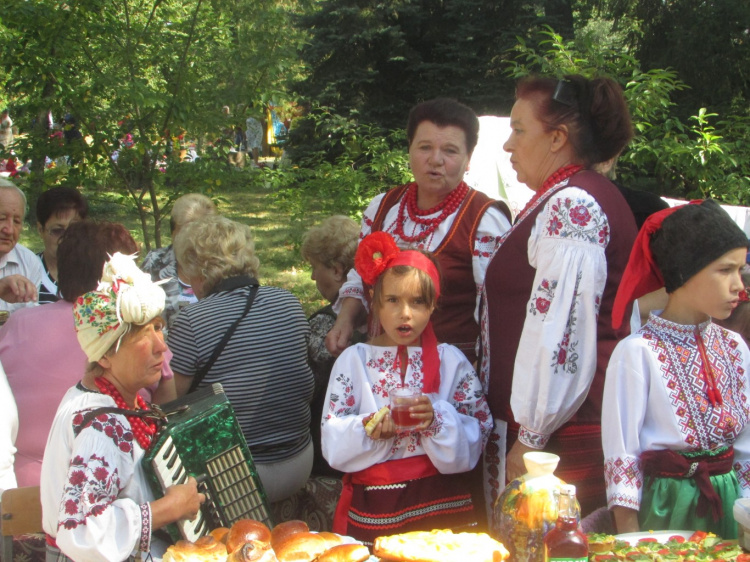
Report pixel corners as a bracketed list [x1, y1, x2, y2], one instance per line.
[739, 288, 749, 303]
[355, 231, 401, 285]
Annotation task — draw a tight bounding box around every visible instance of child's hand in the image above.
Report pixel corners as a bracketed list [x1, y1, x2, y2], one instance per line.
[368, 411, 396, 440]
[409, 395, 434, 431]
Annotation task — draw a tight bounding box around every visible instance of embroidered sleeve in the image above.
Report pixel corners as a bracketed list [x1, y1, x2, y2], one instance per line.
[420, 346, 493, 474]
[731, 337, 750, 497]
[332, 195, 384, 313]
[604, 455, 642, 510]
[55, 414, 147, 561]
[601, 337, 650, 510]
[511, 188, 608, 444]
[320, 346, 397, 472]
[138, 503, 152, 554]
[472, 205, 512, 321]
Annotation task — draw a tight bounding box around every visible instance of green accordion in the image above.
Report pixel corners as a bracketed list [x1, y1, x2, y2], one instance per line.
[142, 383, 272, 543]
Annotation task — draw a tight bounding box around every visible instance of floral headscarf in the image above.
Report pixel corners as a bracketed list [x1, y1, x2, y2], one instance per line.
[74, 252, 166, 362]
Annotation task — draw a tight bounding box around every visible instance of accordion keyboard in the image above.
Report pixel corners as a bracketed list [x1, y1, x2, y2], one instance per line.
[150, 435, 212, 542]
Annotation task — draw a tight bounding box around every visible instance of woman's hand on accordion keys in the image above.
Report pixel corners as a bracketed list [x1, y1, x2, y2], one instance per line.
[151, 476, 207, 529]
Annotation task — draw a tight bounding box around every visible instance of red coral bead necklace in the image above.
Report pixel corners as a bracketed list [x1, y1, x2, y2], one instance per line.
[394, 181, 469, 243]
[95, 376, 157, 450]
[516, 164, 584, 222]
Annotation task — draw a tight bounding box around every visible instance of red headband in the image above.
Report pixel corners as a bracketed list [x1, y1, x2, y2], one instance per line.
[612, 200, 701, 329]
[355, 232, 441, 393]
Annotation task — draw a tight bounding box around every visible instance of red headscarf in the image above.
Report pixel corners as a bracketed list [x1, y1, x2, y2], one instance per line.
[611, 201, 701, 329]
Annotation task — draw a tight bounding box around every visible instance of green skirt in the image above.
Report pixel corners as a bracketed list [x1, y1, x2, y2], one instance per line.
[639, 451, 740, 539]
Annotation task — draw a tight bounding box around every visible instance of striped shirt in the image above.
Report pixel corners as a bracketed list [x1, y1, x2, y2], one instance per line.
[168, 283, 314, 464]
[37, 252, 60, 304]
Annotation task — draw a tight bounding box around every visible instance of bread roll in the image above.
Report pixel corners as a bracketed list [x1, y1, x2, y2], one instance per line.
[227, 539, 279, 562]
[314, 543, 370, 562]
[274, 532, 329, 562]
[163, 536, 228, 562]
[226, 519, 273, 553]
[270, 520, 310, 550]
[316, 532, 344, 550]
[210, 527, 230, 544]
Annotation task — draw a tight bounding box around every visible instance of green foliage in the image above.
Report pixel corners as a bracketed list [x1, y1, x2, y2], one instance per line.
[504, 27, 750, 203]
[598, 0, 750, 117]
[264, 106, 412, 225]
[0, 0, 305, 249]
[291, 0, 544, 131]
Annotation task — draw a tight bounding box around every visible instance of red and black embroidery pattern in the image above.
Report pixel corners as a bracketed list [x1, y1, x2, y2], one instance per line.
[72, 409, 136, 454]
[58, 454, 121, 531]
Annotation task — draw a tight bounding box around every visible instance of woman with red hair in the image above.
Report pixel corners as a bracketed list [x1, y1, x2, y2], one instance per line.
[480, 75, 638, 521]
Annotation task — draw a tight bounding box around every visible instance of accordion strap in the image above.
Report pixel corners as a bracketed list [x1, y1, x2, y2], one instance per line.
[78, 405, 168, 431]
[189, 285, 259, 393]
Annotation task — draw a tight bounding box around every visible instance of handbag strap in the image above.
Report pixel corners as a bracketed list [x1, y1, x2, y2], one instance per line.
[188, 285, 259, 393]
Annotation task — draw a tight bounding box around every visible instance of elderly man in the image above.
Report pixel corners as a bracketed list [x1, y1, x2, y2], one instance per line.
[0, 179, 42, 312]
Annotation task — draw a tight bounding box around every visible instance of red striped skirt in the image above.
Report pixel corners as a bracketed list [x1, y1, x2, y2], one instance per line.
[334, 456, 477, 545]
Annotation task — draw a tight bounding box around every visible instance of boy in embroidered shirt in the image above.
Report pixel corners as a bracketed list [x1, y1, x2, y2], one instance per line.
[604, 199, 750, 538]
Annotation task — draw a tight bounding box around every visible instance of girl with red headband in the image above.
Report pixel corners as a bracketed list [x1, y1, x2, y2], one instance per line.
[321, 231, 493, 545]
[604, 199, 750, 537]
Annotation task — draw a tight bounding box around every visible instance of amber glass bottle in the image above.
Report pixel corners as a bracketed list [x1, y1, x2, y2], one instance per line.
[544, 485, 588, 562]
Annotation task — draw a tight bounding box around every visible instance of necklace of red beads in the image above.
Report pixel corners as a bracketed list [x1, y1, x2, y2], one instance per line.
[394, 181, 469, 243]
[95, 377, 157, 450]
[516, 164, 584, 222]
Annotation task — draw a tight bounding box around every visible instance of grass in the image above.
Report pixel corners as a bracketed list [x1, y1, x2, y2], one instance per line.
[19, 174, 331, 316]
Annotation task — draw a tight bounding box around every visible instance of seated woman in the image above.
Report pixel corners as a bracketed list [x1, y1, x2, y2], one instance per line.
[168, 216, 315, 504]
[34, 186, 89, 304]
[141, 193, 217, 333]
[301, 215, 362, 477]
[0, 221, 175, 488]
[41, 253, 204, 561]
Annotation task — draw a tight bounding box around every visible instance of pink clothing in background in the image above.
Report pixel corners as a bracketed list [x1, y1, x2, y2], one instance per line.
[0, 300, 173, 488]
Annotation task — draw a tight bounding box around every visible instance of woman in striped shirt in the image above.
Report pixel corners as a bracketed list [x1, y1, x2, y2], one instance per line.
[168, 216, 315, 504]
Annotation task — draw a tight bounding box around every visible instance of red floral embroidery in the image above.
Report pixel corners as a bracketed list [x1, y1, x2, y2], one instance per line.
[547, 215, 563, 236]
[569, 205, 591, 226]
[535, 298, 550, 314]
[58, 454, 121, 532]
[598, 225, 610, 245]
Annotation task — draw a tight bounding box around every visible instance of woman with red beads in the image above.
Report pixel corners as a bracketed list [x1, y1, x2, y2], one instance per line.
[479, 75, 638, 523]
[325, 98, 512, 367]
[40, 253, 205, 562]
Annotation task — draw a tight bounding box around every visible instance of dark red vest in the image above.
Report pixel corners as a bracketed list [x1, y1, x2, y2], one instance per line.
[484, 171, 637, 426]
[372, 184, 510, 364]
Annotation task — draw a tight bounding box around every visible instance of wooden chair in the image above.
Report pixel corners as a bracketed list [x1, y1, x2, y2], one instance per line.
[1, 486, 43, 562]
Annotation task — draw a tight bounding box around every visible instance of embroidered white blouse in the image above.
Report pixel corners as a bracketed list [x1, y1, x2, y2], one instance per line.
[602, 314, 750, 510]
[41, 384, 156, 562]
[480, 185, 610, 448]
[321, 343, 493, 474]
[335, 190, 511, 316]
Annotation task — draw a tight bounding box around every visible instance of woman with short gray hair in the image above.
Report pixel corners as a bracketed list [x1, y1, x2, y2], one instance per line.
[168, 216, 315, 504]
